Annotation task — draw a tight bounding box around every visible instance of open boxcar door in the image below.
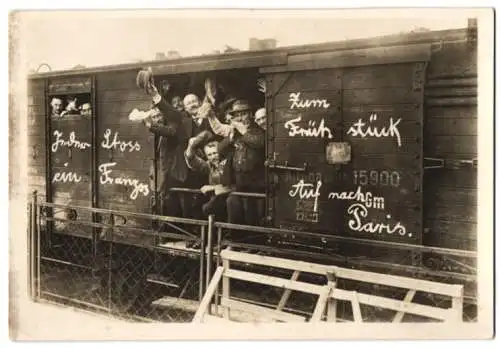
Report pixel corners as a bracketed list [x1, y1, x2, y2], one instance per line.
[262, 43, 431, 246]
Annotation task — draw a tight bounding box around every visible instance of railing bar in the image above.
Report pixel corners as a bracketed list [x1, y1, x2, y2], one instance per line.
[39, 202, 208, 226]
[162, 221, 198, 238]
[215, 222, 475, 258]
[44, 217, 199, 240]
[40, 256, 94, 270]
[40, 291, 111, 312]
[38, 201, 474, 257]
[44, 217, 111, 229]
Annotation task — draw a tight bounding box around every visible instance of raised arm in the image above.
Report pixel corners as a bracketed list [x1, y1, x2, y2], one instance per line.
[184, 150, 210, 176]
[207, 113, 232, 137]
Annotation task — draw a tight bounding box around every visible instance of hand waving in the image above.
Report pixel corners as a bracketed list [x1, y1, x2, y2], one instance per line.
[257, 78, 266, 94]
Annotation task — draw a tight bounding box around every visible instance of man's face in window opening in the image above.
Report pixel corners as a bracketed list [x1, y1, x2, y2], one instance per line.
[254, 108, 266, 130]
[51, 98, 62, 115]
[230, 110, 252, 127]
[183, 94, 201, 116]
[203, 142, 220, 166]
[171, 96, 184, 112]
[81, 103, 92, 117]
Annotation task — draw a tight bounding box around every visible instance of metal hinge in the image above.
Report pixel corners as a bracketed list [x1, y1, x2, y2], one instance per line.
[424, 157, 477, 170]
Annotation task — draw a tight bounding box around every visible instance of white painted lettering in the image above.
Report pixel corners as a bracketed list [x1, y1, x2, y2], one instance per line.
[347, 203, 407, 236]
[101, 129, 141, 152]
[347, 113, 402, 147]
[52, 171, 82, 183]
[288, 179, 322, 213]
[289, 92, 331, 109]
[284, 116, 333, 139]
[51, 130, 91, 152]
[98, 162, 149, 200]
[327, 186, 385, 210]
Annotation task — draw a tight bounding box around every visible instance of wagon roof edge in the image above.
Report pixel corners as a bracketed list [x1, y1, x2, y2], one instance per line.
[28, 27, 470, 79]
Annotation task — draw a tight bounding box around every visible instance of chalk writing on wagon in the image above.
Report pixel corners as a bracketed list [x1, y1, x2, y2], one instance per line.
[52, 163, 83, 184]
[328, 186, 385, 210]
[347, 113, 402, 147]
[51, 130, 91, 152]
[347, 203, 409, 237]
[101, 129, 141, 152]
[98, 129, 150, 200]
[284, 116, 334, 139]
[288, 179, 322, 213]
[99, 162, 149, 200]
[289, 92, 331, 109]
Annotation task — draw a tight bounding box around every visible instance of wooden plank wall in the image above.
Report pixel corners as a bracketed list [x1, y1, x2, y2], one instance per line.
[95, 69, 156, 247]
[423, 41, 477, 251]
[27, 79, 47, 198]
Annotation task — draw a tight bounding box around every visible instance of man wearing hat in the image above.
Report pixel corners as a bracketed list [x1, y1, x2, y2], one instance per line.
[137, 73, 204, 221]
[218, 100, 266, 227]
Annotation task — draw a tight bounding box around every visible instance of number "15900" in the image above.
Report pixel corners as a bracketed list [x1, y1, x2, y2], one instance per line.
[353, 170, 401, 187]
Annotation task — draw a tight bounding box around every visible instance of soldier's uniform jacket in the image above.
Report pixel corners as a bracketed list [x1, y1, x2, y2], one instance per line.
[218, 122, 265, 191]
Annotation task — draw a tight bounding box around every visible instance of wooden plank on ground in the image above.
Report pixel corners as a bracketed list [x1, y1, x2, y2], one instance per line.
[221, 298, 306, 323]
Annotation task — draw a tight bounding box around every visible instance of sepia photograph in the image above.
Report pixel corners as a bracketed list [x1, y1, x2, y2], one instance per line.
[8, 6, 495, 341]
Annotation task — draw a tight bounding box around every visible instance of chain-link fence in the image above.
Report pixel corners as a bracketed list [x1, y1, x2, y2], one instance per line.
[28, 191, 211, 323]
[28, 192, 477, 323]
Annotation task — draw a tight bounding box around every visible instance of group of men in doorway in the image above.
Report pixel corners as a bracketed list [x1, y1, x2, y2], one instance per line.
[137, 71, 268, 234]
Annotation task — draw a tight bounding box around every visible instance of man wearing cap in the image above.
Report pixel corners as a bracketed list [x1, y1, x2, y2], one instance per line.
[218, 100, 266, 227]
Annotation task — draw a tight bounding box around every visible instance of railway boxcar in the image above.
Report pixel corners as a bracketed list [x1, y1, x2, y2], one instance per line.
[27, 23, 478, 308]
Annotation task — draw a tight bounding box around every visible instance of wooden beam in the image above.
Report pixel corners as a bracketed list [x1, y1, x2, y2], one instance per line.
[260, 43, 432, 73]
[310, 285, 333, 322]
[193, 266, 224, 323]
[330, 288, 452, 322]
[276, 270, 300, 311]
[332, 267, 463, 298]
[350, 292, 363, 323]
[392, 289, 417, 323]
[326, 274, 337, 323]
[222, 258, 231, 320]
[224, 269, 326, 295]
[221, 249, 333, 275]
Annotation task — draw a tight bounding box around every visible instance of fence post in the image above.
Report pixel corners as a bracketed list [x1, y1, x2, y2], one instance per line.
[30, 190, 38, 301]
[199, 225, 206, 302]
[214, 226, 223, 313]
[107, 214, 114, 313]
[206, 215, 214, 314]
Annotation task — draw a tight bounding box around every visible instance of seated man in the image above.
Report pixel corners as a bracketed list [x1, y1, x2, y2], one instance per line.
[184, 132, 232, 220]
